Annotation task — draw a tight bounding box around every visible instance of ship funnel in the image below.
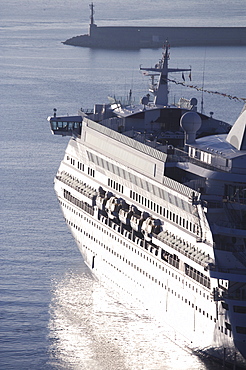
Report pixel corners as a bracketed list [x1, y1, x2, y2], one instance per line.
[226, 108, 246, 150]
[180, 111, 202, 144]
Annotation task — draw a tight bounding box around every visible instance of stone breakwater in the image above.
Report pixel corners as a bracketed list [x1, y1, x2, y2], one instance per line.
[63, 24, 246, 49]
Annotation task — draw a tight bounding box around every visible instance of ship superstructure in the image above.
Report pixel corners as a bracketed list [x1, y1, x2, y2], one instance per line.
[48, 46, 246, 367]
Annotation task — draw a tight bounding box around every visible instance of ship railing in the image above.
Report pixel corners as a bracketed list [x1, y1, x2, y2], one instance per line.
[79, 108, 93, 115]
[209, 265, 246, 277]
[98, 213, 162, 256]
[98, 212, 210, 277]
[153, 232, 211, 267]
[167, 148, 228, 172]
[56, 171, 97, 200]
[212, 219, 246, 230]
[85, 117, 168, 162]
[98, 211, 209, 270]
[205, 201, 224, 209]
[224, 293, 246, 301]
[222, 282, 246, 301]
[213, 241, 245, 252]
[185, 264, 211, 288]
[63, 189, 94, 216]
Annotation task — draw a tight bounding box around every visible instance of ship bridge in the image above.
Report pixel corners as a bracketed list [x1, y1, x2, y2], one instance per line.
[48, 109, 82, 136]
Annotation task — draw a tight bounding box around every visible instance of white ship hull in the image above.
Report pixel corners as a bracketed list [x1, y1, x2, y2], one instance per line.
[49, 46, 246, 367]
[53, 134, 246, 367]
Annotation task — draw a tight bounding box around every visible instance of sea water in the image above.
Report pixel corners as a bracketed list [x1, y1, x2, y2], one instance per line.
[1, 1, 245, 369]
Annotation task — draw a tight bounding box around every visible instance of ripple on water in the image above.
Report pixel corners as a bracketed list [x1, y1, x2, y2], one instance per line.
[48, 270, 221, 370]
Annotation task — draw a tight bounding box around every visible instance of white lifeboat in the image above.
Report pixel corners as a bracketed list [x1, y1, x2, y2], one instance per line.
[105, 197, 121, 219]
[119, 208, 133, 225]
[130, 214, 143, 232]
[96, 194, 107, 210]
[141, 217, 160, 241]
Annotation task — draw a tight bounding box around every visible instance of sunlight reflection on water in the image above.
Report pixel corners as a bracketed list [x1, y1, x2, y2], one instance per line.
[48, 270, 220, 370]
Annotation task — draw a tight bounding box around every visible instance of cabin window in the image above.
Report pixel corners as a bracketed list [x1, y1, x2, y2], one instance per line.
[222, 302, 229, 310]
[236, 326, 246, 334]
[225, 184, 246, 203]
[234, 306, 246, 313]
[225, 322, 232, 331]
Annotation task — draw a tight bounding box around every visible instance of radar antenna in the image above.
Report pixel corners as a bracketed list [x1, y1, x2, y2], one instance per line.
[140, 43, 191, 106]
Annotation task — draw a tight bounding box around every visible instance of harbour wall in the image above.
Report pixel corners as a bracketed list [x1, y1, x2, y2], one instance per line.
[64, 24, 246, 49]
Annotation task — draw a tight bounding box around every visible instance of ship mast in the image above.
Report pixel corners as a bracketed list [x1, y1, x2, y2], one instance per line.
[140, 44, 191, 106]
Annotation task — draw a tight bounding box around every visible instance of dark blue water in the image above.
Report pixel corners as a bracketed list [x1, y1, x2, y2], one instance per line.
[1, 1, 245, 369]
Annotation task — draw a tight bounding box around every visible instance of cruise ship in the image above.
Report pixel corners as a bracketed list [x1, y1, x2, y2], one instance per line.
[48, 46, 246, 367]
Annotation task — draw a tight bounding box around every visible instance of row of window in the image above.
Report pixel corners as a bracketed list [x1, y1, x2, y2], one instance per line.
[60, 199, 236, 339]
[99, 244, 233, 338]
[223, 303, 246, 314]
[87, 151, 193, 213]
[78, 161, 84, 171]
[63, 189, 94, 216]
[234, 305, 246, 314]
[185, 263, 211, 289]
[62, 188, 209, 291]
[65, 154, 198, 239]
[108, 178, 124, 193]
[62, 185, 209, 290]
[66, 155, 95, 177]
[69, 157, 75, 166]
[98, 247, 220, 327]
[225, 184, 246, 204]
[88, 167, 95, 177]
[160, 249, 180, 270]
[236, 326, 246, 334]
[77, 225, 216, 324]
[58, 172, 97, 200]
[61, 199, 210, 300]
[100, 215, 181, 273]
[130, 190, 200, 236]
